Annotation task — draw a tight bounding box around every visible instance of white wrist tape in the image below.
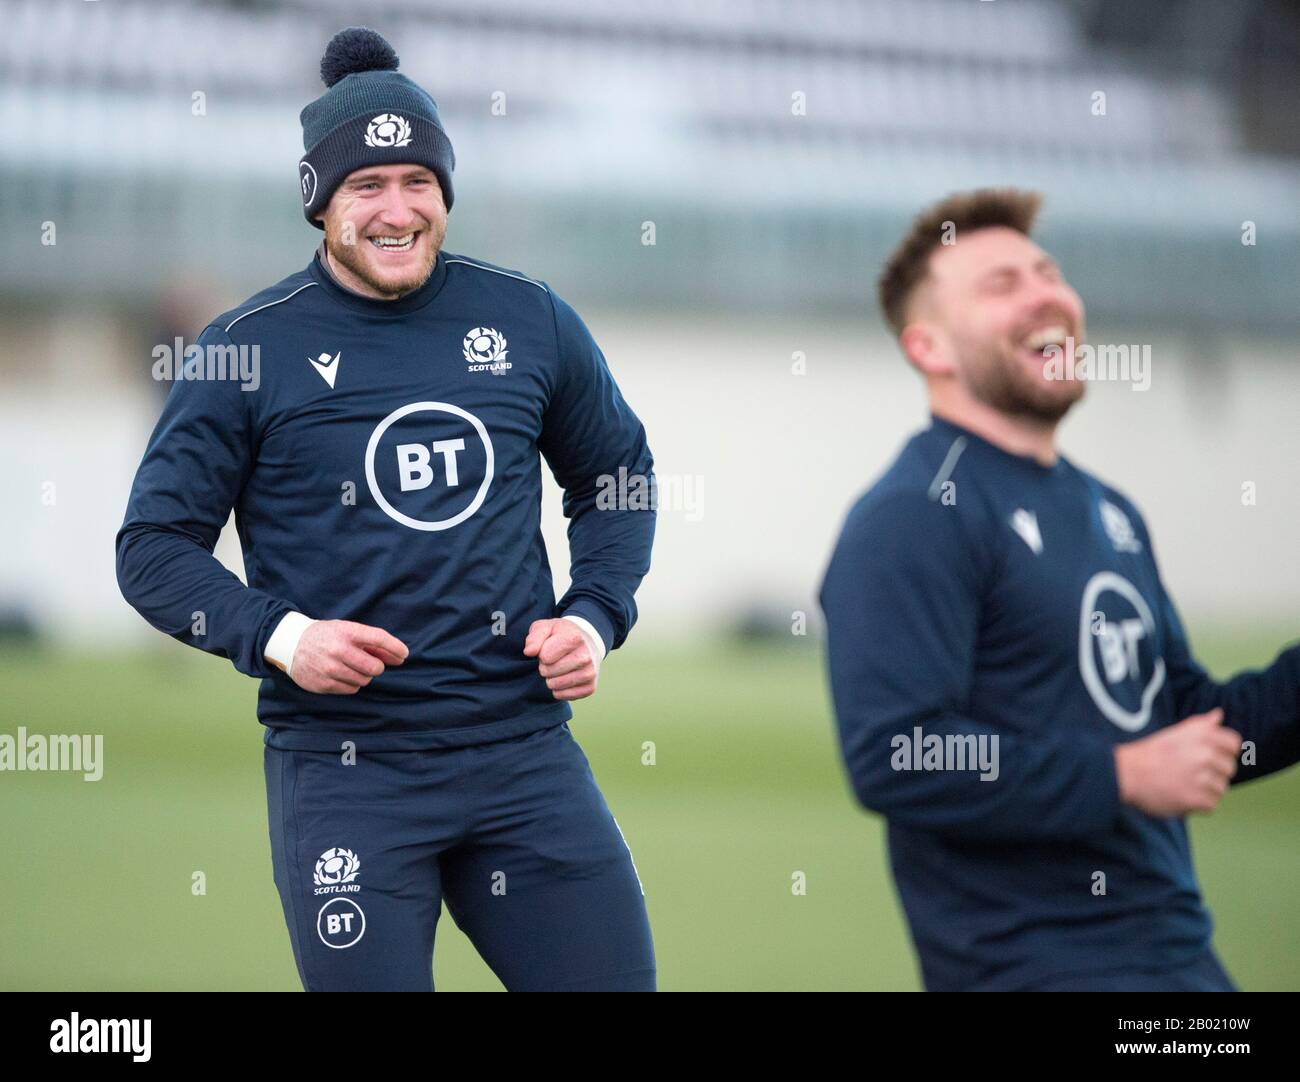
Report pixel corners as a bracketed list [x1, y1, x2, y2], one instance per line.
[265, 611, 316, 679]
[561, 614, 607, 673]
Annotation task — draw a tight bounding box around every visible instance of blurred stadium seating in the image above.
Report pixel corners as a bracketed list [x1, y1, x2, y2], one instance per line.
[2, 0, 1297, 324]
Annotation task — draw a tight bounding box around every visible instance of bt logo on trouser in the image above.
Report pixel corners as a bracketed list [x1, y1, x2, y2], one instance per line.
[317, 898, 366, 949]
[312, 847, 366, 949]
[364, 401, 495, 532]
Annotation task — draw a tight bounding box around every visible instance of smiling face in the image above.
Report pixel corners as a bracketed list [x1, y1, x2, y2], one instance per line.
[905, 226, 1087, 423]
[316, 164, 447, 299]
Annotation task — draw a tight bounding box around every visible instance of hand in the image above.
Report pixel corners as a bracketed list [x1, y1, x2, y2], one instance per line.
[1114, 708, 1243, 817]
[524, 618, 598, 702]
[288, 619, 408, 694]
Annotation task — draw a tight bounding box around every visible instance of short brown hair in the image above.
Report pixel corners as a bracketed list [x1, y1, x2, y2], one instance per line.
[877, 188, 1043, 335]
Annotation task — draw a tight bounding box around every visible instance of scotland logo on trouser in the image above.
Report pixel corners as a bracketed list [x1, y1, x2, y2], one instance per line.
[263, 722, 655, 991]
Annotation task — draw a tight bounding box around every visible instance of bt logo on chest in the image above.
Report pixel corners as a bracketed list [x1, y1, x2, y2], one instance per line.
[398, 439, 466, 490]
[364, 401, 495, 531]
[1078, 571, 1166, 732]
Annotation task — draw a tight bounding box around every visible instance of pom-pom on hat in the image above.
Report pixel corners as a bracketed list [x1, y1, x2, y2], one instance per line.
[297, 27, 455, 229]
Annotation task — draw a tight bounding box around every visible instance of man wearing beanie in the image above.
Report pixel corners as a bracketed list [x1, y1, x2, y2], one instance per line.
[116, 28, 657, 992]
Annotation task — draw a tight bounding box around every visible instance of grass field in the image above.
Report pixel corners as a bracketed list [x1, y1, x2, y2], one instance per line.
[3, 632, 1298, 991]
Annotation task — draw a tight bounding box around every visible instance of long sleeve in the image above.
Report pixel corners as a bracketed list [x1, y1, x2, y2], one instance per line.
[819, 489, 1121, 841]
[538, 292, 655, 653]
[115, 323, 293, 679]
[1154, 567, 1300, 786]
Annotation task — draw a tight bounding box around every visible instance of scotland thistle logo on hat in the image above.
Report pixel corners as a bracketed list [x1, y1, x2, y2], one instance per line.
[297, 27, 456, 229]
[365, 113, 413, 148]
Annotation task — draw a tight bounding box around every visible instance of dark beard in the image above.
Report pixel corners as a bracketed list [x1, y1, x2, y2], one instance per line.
[964, 342, 1085, 423]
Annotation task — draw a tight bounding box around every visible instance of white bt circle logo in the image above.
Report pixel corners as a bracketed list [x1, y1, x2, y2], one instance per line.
[317, 898, 366, 949]
[1078, 571, 1166, 732]
[365, 401, 494, 532]
[299, 160, 317, 205]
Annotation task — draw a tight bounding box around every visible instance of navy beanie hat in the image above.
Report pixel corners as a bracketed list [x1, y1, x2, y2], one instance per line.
[298, 27, 456, 229]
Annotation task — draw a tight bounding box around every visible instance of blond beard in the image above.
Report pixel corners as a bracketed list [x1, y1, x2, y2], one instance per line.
[323, 219, 444, 298]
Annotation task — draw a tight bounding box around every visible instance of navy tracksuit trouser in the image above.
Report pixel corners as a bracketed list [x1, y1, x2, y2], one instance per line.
[1018, 949, 1237, 992]
[264, 720, 655, 991]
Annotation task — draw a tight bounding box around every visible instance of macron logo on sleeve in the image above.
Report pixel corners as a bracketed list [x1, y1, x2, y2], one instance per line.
[309, 351, 341, 388]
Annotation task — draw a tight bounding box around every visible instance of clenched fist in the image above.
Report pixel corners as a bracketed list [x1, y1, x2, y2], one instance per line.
[524, 618, 599, 702]
[1114, 708, 1243, 818]
[287, 619, 409, 695]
